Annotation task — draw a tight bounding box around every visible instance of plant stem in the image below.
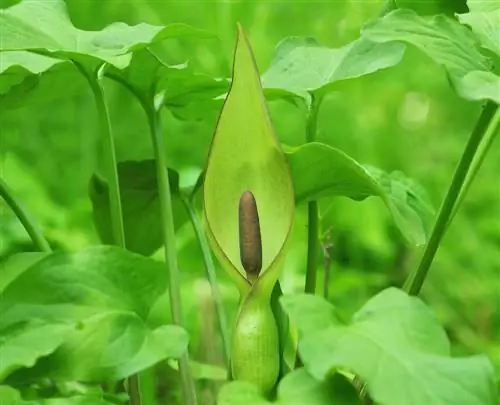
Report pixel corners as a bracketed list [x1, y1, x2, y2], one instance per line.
[322, 232, 333, 299]
[447, 105, 500, 227]
[146, 101, 197, 405]
[82, 67, 126, 248]
[304, 94, 321, 295]
[78, 64, 134, 402]
[0, 178, 51, 252]
[404, 101, 499, 296]
[183, 197, 230, 366]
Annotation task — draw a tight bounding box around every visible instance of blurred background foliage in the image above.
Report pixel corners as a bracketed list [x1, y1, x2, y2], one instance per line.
[0, 0, 499, 402]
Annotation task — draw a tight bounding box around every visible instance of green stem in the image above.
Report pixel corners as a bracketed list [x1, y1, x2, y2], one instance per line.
[78, 64, 134, 401]
[80, 66, 126, 248]
[0, 178, 51, 252]
[304, 94, 321, 295]
[146, 100, 197, 405]
[404, 101, 499, 296]
[183, 197, 230, 366]
[447, 105, 500, 227]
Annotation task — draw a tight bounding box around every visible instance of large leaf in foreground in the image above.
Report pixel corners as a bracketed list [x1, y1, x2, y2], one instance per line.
[0, 51, 84, 110]
[281, 288, 497, 405]
[458, 5, 500, 57]
[217, 368, 360, 405]
[286, 142, 434, 246]
[0, 246, 188, 382]
[89, 160, 189, 256]
[362, 9, 499, 103]
[261, 36, 405, 101]
[0, 0, 209, 69]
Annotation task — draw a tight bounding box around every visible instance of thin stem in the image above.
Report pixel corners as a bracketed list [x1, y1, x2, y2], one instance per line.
[404, 101, 499, 296]
[322, 232, 333, 299]
[146, 101, 197, 405]
[80, 66, 126, 248]
[0, 178, 51, 252]
[304, 94, 321, 295]
[447, 105, 500, 226]
[183, 197, 230, 366]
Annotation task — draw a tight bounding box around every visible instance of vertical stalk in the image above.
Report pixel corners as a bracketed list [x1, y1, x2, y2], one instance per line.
[304, 94, 321, 295]
[183, 197, 230, 366]
[78, 64, 134, 401]
[146, 100, 197, 405]
[0, 178, 51, 252]
[404, 101, 499, 296]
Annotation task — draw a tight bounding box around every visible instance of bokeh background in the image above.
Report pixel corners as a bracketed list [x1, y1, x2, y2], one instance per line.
[1, 0, 499, 403]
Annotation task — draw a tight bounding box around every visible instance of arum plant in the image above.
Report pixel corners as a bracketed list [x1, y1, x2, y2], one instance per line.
[203, 25, 295, 394]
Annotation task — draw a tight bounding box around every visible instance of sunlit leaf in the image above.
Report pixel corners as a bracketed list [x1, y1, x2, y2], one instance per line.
[282, 288, 497, 405]
[286, 142, 435, 246]
[217, 368, 361, 405]
[203, 25, 295, 295]
[0, 0, 211, 70]
[0, 246, 188, 382]
[362, 9, 500, 103]
[459, 5, 500, 56]
[89, 160, 188, 256]
[262, 36, 405, 101]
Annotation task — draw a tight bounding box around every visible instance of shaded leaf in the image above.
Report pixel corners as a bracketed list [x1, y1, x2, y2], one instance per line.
[0, 51, 84, 110]
[285, 288, 497, 405]
[262, 36, 405, 101]
[0, 252, 48, 293]
[217, 368, 361, 405]
[0, 0, 210, 69]
[89, 160, 189, 256]
[286, 142, 435, 246]
[0, 246, 188, 382]
[203, 25, 295, 295]
[395, 0, 468, 15]
[362, 9, 499, 103]
[0, 386, 116, 404]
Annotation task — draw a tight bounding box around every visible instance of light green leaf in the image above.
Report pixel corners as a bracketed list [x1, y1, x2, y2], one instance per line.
[261, 36, 405, 100]
[459, 6, 500, 56]
[0, 0, 210, 69]
[362, 9, 499, 103]
[0, 51, 84, 110]
[89, 160, 188, 256]
[467, 0, 500, 12]
[287, 288, 497, 405]
[0, 322, 73, 382]
[286, 142, 435, 246]
[0, 246, 188, 382]
[167, 359, 227, 381]
[203, 25, 295, 295]
[217, 368, 361, 405]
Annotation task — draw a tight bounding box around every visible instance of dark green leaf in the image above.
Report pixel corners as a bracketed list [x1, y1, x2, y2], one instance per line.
[362, 9, 500, 103]
[285, 288, 497, 405]
[89, 160, 189, 256]
[0, 246, 188, 382]
[286, 142, 435, 246]
[217, 368, 361, 405]
[0, 385, 117, 404]
[395, 0, 468, 15]
[261, 36, 405, 100]
[0, 252, 48, 293]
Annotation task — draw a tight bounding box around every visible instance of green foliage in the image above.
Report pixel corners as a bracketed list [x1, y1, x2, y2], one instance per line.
[0, 247, 188, 383]
[282, 288, 497, 405]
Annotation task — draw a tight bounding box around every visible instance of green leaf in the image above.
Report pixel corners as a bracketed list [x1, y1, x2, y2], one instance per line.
[0, 322, 73, 382]
[286, 142, 435, 246]
[0, 386, 116, 405]
[395, 0, 468, 15]
[203, 25, 295, 296]
[167, 359, 227, 381]
[362, 9, 500, 103]
[0, 0, 210, 69]
[217, 368, 361, 405]
[0, 51, 84, 110]
[261, 36, 405, 101]
[0, 246, 188, 382]
[0, 252, 48, 293]
[105, 50, 228, 121]
[467, 0, 500, 12]
[284, 288, 497, 405]
[89, 160, 189, 256]
[458, 6, 500, 57]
